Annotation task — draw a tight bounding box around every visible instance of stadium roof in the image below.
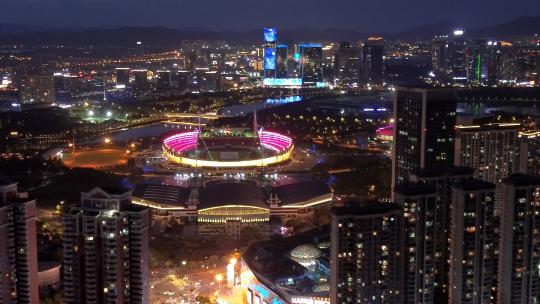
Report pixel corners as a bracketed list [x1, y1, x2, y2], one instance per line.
[272, 181, 331, 206]
[198, 181, 267, 209]
[132, 184, 191, 207]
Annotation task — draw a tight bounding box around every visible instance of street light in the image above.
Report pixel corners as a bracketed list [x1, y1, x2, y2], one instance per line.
[215, 274, 223, 293]
[106, 111, 112, 117]
[104, 138, 111, 144]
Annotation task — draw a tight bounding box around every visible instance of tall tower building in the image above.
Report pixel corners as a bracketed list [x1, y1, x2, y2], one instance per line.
[392, 87, 457, 191]
[263, 28, 277, 80]
[409, 166, 474, 300]
[449, 179, 497, 304]
[0, 180, 39, 304]
[363, 37, 384, 84]
[330, 201, 403, 304]
[62, 187, 150, 304]
[498, 174, 540, 304]
[394, 183, 437, 304]
[454, 122, 521, 184]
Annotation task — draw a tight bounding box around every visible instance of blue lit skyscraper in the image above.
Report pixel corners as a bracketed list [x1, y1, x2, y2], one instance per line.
[263, 28, 277, 79]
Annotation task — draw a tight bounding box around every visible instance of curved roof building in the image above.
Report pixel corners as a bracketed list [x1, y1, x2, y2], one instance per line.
[131, 179, 333, 239]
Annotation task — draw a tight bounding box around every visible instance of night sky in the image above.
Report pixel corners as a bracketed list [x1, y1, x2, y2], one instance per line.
[1, 0, 539, 32]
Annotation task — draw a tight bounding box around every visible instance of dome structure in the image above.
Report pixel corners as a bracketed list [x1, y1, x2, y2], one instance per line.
[290, 244, 322, 267]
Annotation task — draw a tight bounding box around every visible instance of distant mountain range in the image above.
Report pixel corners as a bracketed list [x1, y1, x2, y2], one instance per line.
[0, 16, 539, 46]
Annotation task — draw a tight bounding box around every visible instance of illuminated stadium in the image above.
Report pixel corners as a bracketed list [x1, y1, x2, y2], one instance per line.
[162, 127, 293, 168]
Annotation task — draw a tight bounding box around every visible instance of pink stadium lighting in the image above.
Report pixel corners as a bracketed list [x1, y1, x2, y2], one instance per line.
[258, 130, 292, 152]
[163, 130, 199, 154]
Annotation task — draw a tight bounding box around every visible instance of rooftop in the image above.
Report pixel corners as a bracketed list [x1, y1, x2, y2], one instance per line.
[412, 166, 474, 179]
[453, 179, 496, 191]
[395, 183, 436, 196]
[272, 181, 331, 206]
[132, 183, 191, 207]
[503, 174, 540, 187]
[198, 181, 267, 209]
[332, 200, 402, 217]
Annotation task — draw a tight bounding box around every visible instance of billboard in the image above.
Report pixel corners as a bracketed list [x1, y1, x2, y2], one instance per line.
[264, 48, 276, 70]
[264, 28, 277, 42]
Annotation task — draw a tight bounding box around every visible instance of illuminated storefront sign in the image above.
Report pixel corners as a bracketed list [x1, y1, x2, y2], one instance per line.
[291, 297, 330, 304]
[263, 78, 302, 87]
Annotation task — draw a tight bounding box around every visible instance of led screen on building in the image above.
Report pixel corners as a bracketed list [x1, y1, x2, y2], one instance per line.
[264, 48, 276, 70]
[264, 28, 277, 42]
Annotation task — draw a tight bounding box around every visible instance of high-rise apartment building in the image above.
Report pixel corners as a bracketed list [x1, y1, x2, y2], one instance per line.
[449, 179, 497, 304]
[498, 174, 540, 304]
[394, 183, 437, 304]
[330, 201, 403, 304]
[19, 74, 56, 107]
[454, 122, 521, 184]
[0, 180, 39, 304]
[519, 129, 540, 177]
[409, 166, 474, 300]
[62, 187, 150, 304]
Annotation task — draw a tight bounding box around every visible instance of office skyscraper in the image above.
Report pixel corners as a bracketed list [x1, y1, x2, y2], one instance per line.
[454, 122, 521, 184]
[447, 30, 467, 84]
[335, 42, 362, 85]
[132, 69, 148, 99]
[449, 179, 497, 304]
[275, 44, 288, 78]
[299, 43, 323, 86]
[409, 166, 474, 300]
[115, 68, 130, 87]
[432, 36, 449, 74]
[62, 187, 150, 304]
[467, 39, 502, 86]
[498, 174, 540, 304]
[392, 87, 457, 190]
[0, 180, 39, 304]
[330, 201, 403, 304]
[394, 183, 437, 304]
[363, 37, 384, 84]
[156, 70, 171, 91]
